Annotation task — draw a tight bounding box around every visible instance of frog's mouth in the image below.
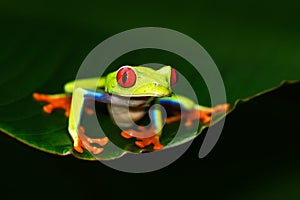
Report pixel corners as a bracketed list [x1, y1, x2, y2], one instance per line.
[108, 84, 172, 98]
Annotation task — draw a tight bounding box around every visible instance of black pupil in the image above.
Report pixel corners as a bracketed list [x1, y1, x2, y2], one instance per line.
[122, 71, 128, 83]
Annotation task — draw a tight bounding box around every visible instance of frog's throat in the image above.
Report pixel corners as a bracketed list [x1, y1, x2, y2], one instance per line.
[108, 94, 154, 108]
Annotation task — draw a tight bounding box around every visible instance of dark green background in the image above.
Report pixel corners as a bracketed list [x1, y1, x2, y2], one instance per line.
[0, 0, 299, 199]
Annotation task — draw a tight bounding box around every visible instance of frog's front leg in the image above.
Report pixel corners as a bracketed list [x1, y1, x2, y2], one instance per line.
[159, 95, 229, 126]
[76, 126, 108, 154]
[183, 104, 230, 126]
[121, 103, 164, 150]
[33, 93, 72, 116]
[165, 104, 229, 126]
[68, 88, 110, 154]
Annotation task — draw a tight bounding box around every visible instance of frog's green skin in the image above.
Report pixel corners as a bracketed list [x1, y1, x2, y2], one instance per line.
[64, 66, 196, 152]
[34, 65, 229, 153]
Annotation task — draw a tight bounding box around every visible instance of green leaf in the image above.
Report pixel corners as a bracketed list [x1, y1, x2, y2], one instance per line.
[1, 12, 300, 160]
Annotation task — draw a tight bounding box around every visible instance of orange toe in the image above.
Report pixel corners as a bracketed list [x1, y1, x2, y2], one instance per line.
[122, 126, 164, 150]
[121, 131, 133, 139]
[33, 93, 71, 117]
[135, 135, 164, 150]
[77, 126, 108, 154]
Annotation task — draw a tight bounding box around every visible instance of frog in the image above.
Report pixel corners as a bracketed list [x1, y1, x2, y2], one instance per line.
[33, 65, 229, 154]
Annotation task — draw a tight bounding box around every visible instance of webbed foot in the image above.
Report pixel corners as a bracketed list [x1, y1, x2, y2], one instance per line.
[33, 93, 72, 117]
[75, 126, 109, 154]
[121, 125, 163, 150]
[166, 103, 230, 126]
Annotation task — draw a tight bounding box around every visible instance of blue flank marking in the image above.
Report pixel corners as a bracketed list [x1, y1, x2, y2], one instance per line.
[151, 107, 157, 130]
[159, 98, 190, 111]
[150, 104, 161, 133]
[159, 98, 181, 109]
[84, 90, 111, 103]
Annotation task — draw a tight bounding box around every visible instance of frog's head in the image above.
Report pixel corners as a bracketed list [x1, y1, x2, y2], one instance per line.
[105, 65, 177, 97]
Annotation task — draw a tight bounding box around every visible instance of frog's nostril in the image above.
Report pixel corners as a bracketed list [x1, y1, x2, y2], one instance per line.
[153, 82, 158, 86]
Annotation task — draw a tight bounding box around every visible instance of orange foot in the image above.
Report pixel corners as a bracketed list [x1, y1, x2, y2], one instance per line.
[166, 103, 230, 126]
[75, 126, 109, 154]
[121, 125, 164, 150]
[33, 93, 72, 117]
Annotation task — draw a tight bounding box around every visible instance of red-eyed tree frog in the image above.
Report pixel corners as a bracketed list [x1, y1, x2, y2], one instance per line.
[33, 66, 229, 154]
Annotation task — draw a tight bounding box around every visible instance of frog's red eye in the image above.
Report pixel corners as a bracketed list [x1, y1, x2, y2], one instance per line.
[171, 68, 178, 86]
[117, 66, 136, 88]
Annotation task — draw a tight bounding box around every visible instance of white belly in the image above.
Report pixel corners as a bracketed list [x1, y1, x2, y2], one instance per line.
[107, 95, 150, 128]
